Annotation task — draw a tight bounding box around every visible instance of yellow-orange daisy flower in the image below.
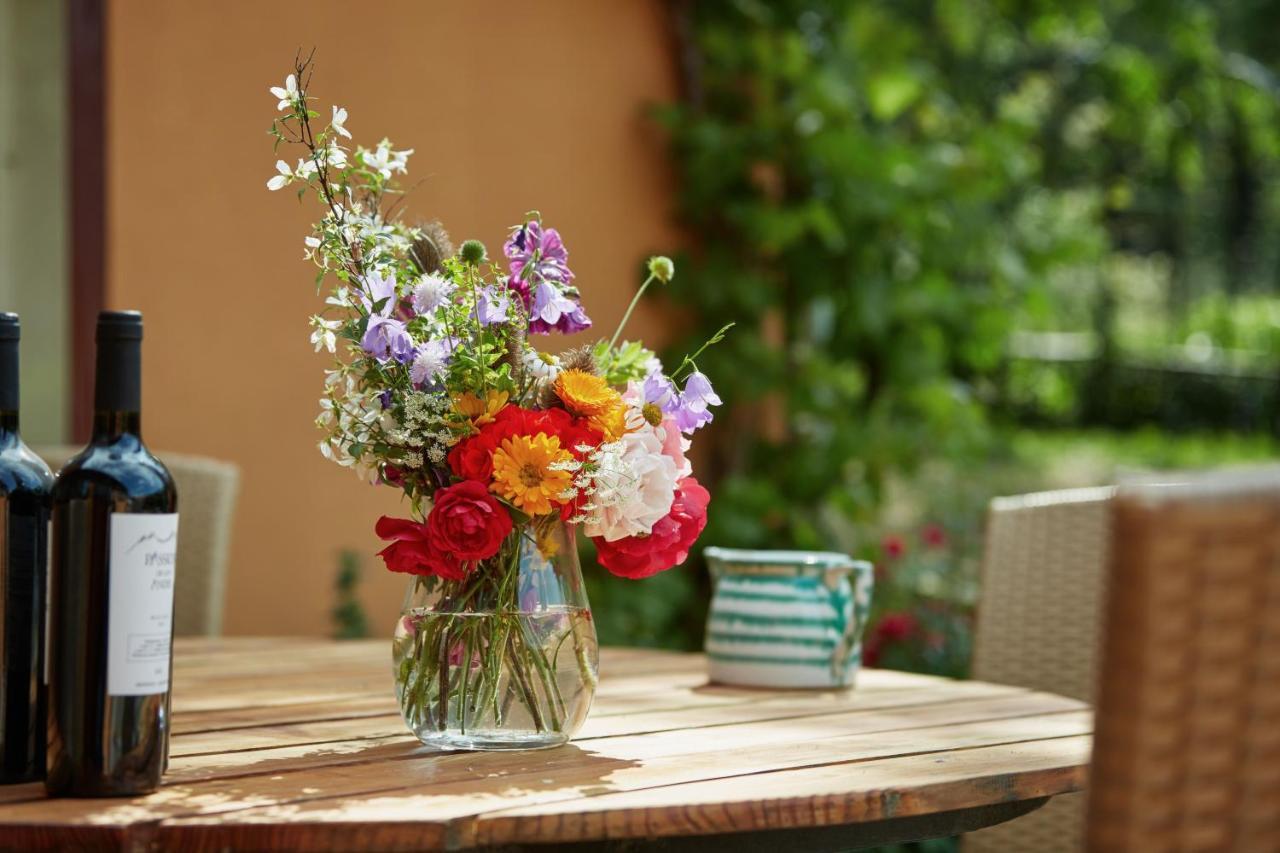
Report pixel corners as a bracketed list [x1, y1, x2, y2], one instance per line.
[491, 433, 573, 516]
[454, 389, 509, 427]
[555, 370, 622, 418]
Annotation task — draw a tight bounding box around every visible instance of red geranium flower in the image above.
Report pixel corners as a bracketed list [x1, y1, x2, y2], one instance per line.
[490, 404, 601, 460]
[375, 516, 461, 579]
[426, 480, 512, 565]
[593, 477, 710, 579]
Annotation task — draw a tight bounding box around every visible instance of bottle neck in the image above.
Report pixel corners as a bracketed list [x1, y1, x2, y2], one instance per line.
[0, 336, 17, 436]
[92, 336, 142, 441]
[92, 410, 141, 441]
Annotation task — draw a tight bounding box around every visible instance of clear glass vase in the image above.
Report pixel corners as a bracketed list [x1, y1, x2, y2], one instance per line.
[392, 521, 599, 750]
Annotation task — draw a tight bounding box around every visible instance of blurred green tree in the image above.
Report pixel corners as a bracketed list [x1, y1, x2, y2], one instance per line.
[576, 1, 1280, 654]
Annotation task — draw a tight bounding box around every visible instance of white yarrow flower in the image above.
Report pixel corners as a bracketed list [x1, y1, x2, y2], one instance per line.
[270, 74, 299, 111]
[330, 105, 351, 138]
[266, 159, 291, 191]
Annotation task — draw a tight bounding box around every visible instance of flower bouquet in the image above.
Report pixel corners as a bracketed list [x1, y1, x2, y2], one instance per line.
[266, 55, 726, 749]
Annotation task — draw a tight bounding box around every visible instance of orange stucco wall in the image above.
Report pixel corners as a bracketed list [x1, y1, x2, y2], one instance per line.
[105, 1, 680, 635]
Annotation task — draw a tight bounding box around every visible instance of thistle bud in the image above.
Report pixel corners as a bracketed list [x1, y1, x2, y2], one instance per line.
[459, 239, 488, 266]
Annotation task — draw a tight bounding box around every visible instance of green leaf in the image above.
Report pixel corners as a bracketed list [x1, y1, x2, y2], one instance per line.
[867, 69, 922, 121]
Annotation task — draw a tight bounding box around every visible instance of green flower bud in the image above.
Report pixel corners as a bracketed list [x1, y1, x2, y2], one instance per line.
[459, 239, 488, 265]
[648, 255, 675, 283]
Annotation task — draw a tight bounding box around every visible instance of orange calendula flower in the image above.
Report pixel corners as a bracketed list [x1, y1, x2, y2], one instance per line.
[555, 369, 622, 418]
[490, 433, 574, 516]
[454, 390, 509, 427]
[588, 401, 629, 443]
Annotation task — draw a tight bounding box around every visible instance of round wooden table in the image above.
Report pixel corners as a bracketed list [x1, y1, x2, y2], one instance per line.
[0, 638, 1091, 851]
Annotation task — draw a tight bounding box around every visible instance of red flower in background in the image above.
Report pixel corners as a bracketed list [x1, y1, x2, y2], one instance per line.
[881, 534, 906, 560]
[593, 477, 710, 579]
[921, 523, 947, 549]
[863, 610, 920, 668]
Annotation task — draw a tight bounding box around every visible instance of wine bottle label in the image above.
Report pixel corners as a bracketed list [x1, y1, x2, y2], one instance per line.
[107, 513, 179, 696]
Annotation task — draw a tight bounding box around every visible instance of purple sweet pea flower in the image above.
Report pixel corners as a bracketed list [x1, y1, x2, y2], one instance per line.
[410, 338, 454, 386]
[361, 315, 414, 363]
[504, 220, 574, 286]
[474, 286, 511, 326]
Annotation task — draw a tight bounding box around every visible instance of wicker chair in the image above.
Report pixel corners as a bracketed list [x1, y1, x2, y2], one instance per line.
[965, 486, 1115, 853]
[37, 446, 239, 637]
[1087, 468, 1280, 852]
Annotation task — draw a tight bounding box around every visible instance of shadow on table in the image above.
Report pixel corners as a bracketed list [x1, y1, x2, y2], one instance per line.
[1, 741, 643, 839]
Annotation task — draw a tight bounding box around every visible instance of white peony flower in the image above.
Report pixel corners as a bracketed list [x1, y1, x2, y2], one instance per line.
[583, 426, 679, 542]
[270, 74, 299, 111]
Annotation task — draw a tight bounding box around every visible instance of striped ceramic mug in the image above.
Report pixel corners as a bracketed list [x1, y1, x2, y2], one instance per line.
[704, 548, 874, 689]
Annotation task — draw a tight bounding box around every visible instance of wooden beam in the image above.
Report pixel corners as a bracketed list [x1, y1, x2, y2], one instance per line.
[67, 0, 105, 442]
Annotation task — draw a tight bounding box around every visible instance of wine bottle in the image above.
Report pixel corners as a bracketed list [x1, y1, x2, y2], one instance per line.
[0, 313, 53, 784]
[46, 311, 178, 797]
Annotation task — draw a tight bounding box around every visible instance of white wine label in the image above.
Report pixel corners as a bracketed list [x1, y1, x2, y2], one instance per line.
[107, 513, 178, 696]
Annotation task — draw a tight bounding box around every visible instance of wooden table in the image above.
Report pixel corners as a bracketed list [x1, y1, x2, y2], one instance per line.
[0, 638, 1091, 851]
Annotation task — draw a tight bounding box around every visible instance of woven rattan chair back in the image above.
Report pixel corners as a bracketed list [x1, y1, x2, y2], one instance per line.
[37, 445, 239, 637]
[964, 487, 1114, 853]
[1086, 468, 1280, 852]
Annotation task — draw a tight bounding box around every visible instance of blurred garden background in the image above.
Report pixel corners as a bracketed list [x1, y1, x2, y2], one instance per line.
[577, 0, 1280, 679]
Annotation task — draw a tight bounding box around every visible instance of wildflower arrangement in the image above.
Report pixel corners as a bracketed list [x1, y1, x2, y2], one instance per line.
[265, 55, 726, 743]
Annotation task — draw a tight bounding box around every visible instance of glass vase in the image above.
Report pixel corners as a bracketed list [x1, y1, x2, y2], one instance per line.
[392, 520, 599, 750]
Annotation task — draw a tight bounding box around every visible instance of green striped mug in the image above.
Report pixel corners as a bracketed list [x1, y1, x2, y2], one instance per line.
[704, 548, 874, 689]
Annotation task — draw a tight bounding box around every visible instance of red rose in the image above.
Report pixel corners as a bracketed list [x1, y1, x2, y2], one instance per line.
[426, 480, 513, 565]
[375, 516, 463, 580]
[593, 477, 710, 579]
[448, 433, 498, 482]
